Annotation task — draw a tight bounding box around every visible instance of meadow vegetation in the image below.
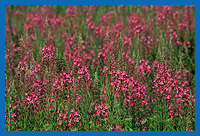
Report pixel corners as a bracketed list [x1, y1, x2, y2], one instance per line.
[5, 5, 195, 131]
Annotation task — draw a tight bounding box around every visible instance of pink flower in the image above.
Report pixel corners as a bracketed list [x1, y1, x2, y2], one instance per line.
[11, 113, 16, 118]
[57, 121, 63, 125]
[70, 109, 75, 113]
[74, 118, 79, 122]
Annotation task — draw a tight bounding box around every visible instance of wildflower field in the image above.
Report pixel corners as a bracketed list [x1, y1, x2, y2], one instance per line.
[5, 5, 195, 131]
